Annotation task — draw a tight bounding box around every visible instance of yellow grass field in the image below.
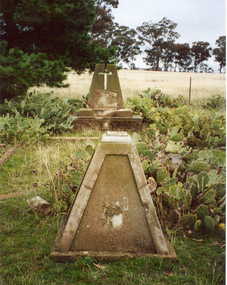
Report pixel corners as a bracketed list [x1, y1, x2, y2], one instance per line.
[30, 70, 226, 102]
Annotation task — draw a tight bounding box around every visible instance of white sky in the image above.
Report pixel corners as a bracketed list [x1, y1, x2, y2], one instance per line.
[112, 0, 226, 72]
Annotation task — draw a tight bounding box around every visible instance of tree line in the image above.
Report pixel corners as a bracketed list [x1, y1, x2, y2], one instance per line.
[91, 3, 226, 73]
[0, 0, 226, 101]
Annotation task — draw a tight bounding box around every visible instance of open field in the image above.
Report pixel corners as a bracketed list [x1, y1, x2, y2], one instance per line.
[30, 70, 226, 101]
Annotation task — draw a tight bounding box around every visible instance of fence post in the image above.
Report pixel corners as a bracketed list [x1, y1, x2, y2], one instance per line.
[189, 77, 192, 103]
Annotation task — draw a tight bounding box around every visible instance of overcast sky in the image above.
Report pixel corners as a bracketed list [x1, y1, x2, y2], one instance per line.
[112, 0, 226, 71]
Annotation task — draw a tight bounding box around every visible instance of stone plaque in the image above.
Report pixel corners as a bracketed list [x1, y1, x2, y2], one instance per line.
[94, 90, 118, 109]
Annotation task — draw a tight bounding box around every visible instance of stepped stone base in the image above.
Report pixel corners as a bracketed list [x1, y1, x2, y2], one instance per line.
[70, 114, 142, 131]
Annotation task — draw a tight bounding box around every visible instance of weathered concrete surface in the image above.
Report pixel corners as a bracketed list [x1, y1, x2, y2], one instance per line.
[102, 109, 133, 118]
[72, 64, 142, 131]
[88, 64, 124, 109]
[71, 115, 142, 131]
[51, 132, 176, 262]
[93, 90, 118, 109]
[71, 155, 156, 253]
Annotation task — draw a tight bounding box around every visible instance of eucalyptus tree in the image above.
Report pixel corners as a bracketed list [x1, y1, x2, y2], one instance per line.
[190, 41, 212, 72]
[174, 43, 192, 72]
[213, 36, 226, 73]
[137, 17, 180, 71]
[108, 24, 142, 67]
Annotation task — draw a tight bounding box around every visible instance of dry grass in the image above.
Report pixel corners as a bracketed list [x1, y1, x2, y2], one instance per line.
[29, 70, 226, 102]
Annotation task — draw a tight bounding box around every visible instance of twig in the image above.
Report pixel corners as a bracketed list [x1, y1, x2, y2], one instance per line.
[0, 191, 35, 201]
[49, 137, 100, 141]
[0, 147, 16, 168]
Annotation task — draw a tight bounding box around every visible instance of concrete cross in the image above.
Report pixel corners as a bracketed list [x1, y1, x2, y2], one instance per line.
[99, 71, 113, 90]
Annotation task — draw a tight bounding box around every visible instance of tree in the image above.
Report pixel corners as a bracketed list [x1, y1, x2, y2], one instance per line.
[213, 36, 226, 73]
[108, 24, 142, 67]
[91, 0, 119, 47]
[137, 17, 180, 71]
[174, 43, 192, 72]
[190, 41, 212, 72]
[0, 0, 115, 100]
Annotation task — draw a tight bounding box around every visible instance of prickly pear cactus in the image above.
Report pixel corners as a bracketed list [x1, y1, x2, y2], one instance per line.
[149, 160, 160, 173]
[210, 182, 226, 200]
[165, 141, 183, 153]
[180, 213, 197, 228]
[198, 172, 209, 192]
[183, 177, 198, 198]
[163, 177, 178, 188]
[142, 160, 150, 174]
[183, 150, 199, 161]
[136, 142, 149, 154]
[143, 149, 154, 161]
[157, 166, 167, 184]
[195, 205, 209, 220]
[194, 220, 202, 232]
[199, 189, 216, 208]
[170, 133, 184, 142]
[204, 215, 215, 231]
[190, 161, 210, 173]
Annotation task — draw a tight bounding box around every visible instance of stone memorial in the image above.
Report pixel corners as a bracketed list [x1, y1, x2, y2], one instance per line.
[50, 132, 176, 262]
[71, 64, 142, 131]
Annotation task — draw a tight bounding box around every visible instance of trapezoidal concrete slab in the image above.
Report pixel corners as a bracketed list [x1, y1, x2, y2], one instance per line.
[71, 64, 142, 131]
[50, 132, 176, 262]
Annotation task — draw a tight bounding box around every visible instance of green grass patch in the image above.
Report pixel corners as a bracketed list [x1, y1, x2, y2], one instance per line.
[1, 198, 225, 284]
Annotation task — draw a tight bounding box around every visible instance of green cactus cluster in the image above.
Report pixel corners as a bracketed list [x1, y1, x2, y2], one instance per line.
[201, 94, 226, 110]
[132, 89, 225, 235]
[0, 113, 49, 144]
[0, 91, 78, 143]
[193, 205, 216, 232]
[127, 88, 225, 148]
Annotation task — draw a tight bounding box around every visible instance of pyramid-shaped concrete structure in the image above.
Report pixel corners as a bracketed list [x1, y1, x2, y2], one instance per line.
[50, 132, 176, 262]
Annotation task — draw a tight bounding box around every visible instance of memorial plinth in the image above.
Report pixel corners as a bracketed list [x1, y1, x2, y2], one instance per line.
[71, 64, 142, 131]
[50, 132, 176, 262]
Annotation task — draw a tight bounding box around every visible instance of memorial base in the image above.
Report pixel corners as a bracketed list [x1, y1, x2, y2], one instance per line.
[70, 114, 142, 131]
[50, 215, 177, 262]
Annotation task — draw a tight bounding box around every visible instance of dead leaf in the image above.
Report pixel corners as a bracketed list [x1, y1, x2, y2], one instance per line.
[93, 263, 106, 270]
[221, 244, 225, 249]
[211, 242, 220, 246]
[147, 177, 157, 193]
[164, 272, 173, 276]
[210, 208, 214, 214]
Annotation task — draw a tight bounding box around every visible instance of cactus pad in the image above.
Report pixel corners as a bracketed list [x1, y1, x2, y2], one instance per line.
[199, 189, 216, 207]
[165, 141, 183, 153]
[198, 172, 209, 192]
[194, 220, 202, 232]
[157, 166, 167, 184]
[204, 216, 215, 231]
[195, 205, 209, 220]
[190, 161, 210, 173]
